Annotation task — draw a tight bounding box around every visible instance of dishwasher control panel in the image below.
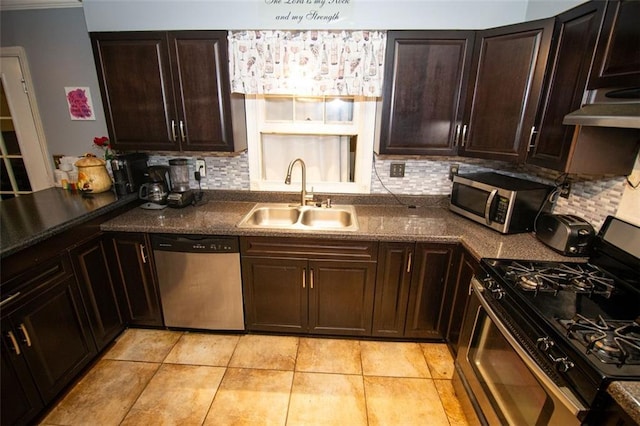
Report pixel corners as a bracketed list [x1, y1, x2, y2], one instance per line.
[151, 234, 239, 253]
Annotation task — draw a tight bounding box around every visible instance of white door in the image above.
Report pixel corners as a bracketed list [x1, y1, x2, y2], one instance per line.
[1, 47, 53, 199]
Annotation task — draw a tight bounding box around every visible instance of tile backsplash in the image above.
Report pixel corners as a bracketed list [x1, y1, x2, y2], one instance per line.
[148, 153, 626, 230]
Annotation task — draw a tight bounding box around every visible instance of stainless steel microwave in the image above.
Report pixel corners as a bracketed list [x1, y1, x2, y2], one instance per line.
[449, 172, 553, 234]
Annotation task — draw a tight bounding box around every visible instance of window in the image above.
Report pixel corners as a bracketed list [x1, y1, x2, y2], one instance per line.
[246, 95, 376, 194]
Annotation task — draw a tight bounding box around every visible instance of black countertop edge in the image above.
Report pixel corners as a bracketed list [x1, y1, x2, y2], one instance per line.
[1, 189, 138, 259]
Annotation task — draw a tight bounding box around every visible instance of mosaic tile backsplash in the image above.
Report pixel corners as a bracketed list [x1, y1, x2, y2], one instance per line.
[148, 153, 628, 230]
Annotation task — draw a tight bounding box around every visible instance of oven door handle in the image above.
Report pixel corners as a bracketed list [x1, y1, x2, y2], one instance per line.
[484, 190, 497, 225]
[471, 278, 588, 417]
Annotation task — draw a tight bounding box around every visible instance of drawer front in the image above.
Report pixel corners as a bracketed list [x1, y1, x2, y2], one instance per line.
[240, 237, 378, 261]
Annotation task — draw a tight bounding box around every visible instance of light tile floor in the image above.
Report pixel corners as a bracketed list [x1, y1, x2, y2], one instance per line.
[41, 328, 469, 426]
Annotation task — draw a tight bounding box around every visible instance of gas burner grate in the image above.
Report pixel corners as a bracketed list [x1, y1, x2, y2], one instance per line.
[500, 261, 614, 297]
[559, 315, 640, 366]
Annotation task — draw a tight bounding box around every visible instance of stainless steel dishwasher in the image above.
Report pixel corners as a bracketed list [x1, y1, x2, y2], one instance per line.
[151, 234, 244, 330]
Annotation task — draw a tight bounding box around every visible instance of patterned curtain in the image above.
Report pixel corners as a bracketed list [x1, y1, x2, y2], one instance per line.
[228, 30, 386, 96]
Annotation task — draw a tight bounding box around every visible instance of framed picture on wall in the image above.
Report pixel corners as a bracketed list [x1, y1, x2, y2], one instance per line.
[65, 86, 95, 120]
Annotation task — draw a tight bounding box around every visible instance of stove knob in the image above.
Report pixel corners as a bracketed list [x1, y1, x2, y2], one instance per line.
[556, 358, 574, 373]
[536, 337, 554, 352]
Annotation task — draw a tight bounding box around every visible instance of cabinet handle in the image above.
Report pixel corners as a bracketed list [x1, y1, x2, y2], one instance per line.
[407, 252, 412, 273]
[171, 120, 177, 142]
[528, 126, 538, 152]
[302, 268, 306, 288]
[0, 291, 20, 308]
[310, 269, 314, 289]
[461, 124, 468, 147]
[179, 120, 186, 140]
[454, 124, 461, 146]
[18, 324, 31, 347]
[7, 331, 21, 355]
[140, 244, 148, 264]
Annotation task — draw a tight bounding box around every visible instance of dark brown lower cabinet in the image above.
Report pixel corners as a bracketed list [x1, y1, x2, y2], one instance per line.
[108, 232, 163, 327]
[241, 237, 377, 336]
[70, 234, 125, 351]
[445, 248, 479, 355]
[372, 242, 457, 339]
[1, 254, 97, 425]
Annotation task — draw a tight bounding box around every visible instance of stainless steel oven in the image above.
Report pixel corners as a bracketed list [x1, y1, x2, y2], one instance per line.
[456, 277, 586, 425]
[453, 216, 640, 425]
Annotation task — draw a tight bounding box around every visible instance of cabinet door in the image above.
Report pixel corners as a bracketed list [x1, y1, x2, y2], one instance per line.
[10, 275, 97, 402]
[404, 243, 455, 339]
[460, 19, 554, 163]
[527, 2, 605, 171]
[308, 259, 376, 336]
[1, 321, 43, 426]
[446, 248, 478, 355]
[379, 31, 475, 155]
[70, 235, 125, 351]
[372, 242, 413, 337]
[109, 233, 163, 327]
[169, 31, 235, 152]
[588, 0, 640, 89]
[91, 32, 179, 151]
[242, 257, 308, 333]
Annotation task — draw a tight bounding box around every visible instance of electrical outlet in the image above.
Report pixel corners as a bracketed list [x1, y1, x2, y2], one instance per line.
[195, 159, 206, 178]
[559, 182, 571, 198]
[449, 164, 459, 181]
[390, 163, 405, 178]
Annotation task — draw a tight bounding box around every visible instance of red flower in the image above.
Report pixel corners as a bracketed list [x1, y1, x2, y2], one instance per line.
[93, 136, 109, 147]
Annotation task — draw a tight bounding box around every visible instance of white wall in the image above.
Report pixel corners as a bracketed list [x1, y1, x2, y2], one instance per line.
[83, 0, 539, 32]
[616, 155, 640, 226]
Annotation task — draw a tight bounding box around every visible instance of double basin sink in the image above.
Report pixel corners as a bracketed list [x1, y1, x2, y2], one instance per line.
[237, 203, 359, 232]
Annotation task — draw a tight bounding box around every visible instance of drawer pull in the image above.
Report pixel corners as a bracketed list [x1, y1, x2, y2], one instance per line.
[407, 252, 412, 273]
[302, 269, 306, 289]
[19, 324, 31, 347]
[7, 331, 20, 355]
[140, 244, 148, 264]
[310, 269, 314, 289]
[0, 292, 21, 308]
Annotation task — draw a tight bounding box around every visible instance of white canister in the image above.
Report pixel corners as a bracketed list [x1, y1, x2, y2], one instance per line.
[54, 169, 68, 187]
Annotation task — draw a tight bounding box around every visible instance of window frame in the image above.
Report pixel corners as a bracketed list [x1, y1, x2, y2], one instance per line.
[246, 95, 376, 194]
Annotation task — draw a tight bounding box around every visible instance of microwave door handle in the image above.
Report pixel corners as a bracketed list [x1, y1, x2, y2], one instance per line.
[485, 189, 497, 225]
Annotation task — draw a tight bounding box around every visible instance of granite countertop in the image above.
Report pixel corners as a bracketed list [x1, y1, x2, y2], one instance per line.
[0, 187, 137, 258]
[100, 193, 575, 262]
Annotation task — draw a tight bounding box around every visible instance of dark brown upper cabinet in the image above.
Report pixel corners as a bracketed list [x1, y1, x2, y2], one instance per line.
[588, 0, 640, 89]
[379, 31, 475, 156]
[91, 31, 235, 152]
[459, 18, 554, 163]
[527, 1, 606, 171]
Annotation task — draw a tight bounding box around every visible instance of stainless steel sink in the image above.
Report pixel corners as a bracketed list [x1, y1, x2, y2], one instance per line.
[237, 203, 359, 231]
[240, 205, 300, 227]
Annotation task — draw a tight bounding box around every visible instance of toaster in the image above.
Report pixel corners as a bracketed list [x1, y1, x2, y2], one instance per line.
[535, 214, 595, 256]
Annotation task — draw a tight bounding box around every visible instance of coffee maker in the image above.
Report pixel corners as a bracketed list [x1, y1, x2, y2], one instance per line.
[139, 165, 171, 209]
[110, 153, 148, 196]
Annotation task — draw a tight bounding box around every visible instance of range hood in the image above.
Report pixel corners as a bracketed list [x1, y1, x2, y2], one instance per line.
[563, 88, 640, 129]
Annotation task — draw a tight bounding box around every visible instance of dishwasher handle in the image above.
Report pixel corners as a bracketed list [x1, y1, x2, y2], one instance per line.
[151, 234, 239, 253]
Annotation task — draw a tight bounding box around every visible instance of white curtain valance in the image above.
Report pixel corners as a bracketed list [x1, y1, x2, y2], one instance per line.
[228, 30, 386, 97]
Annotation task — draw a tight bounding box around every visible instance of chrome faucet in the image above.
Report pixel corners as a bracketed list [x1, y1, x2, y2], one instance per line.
[285, 158, 309, 206]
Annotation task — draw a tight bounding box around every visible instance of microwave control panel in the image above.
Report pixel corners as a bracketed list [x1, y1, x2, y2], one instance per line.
[492, 196, 509, 224]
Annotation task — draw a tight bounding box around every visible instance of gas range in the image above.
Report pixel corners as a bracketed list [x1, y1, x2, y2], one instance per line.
[474, 216, 639, 417]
